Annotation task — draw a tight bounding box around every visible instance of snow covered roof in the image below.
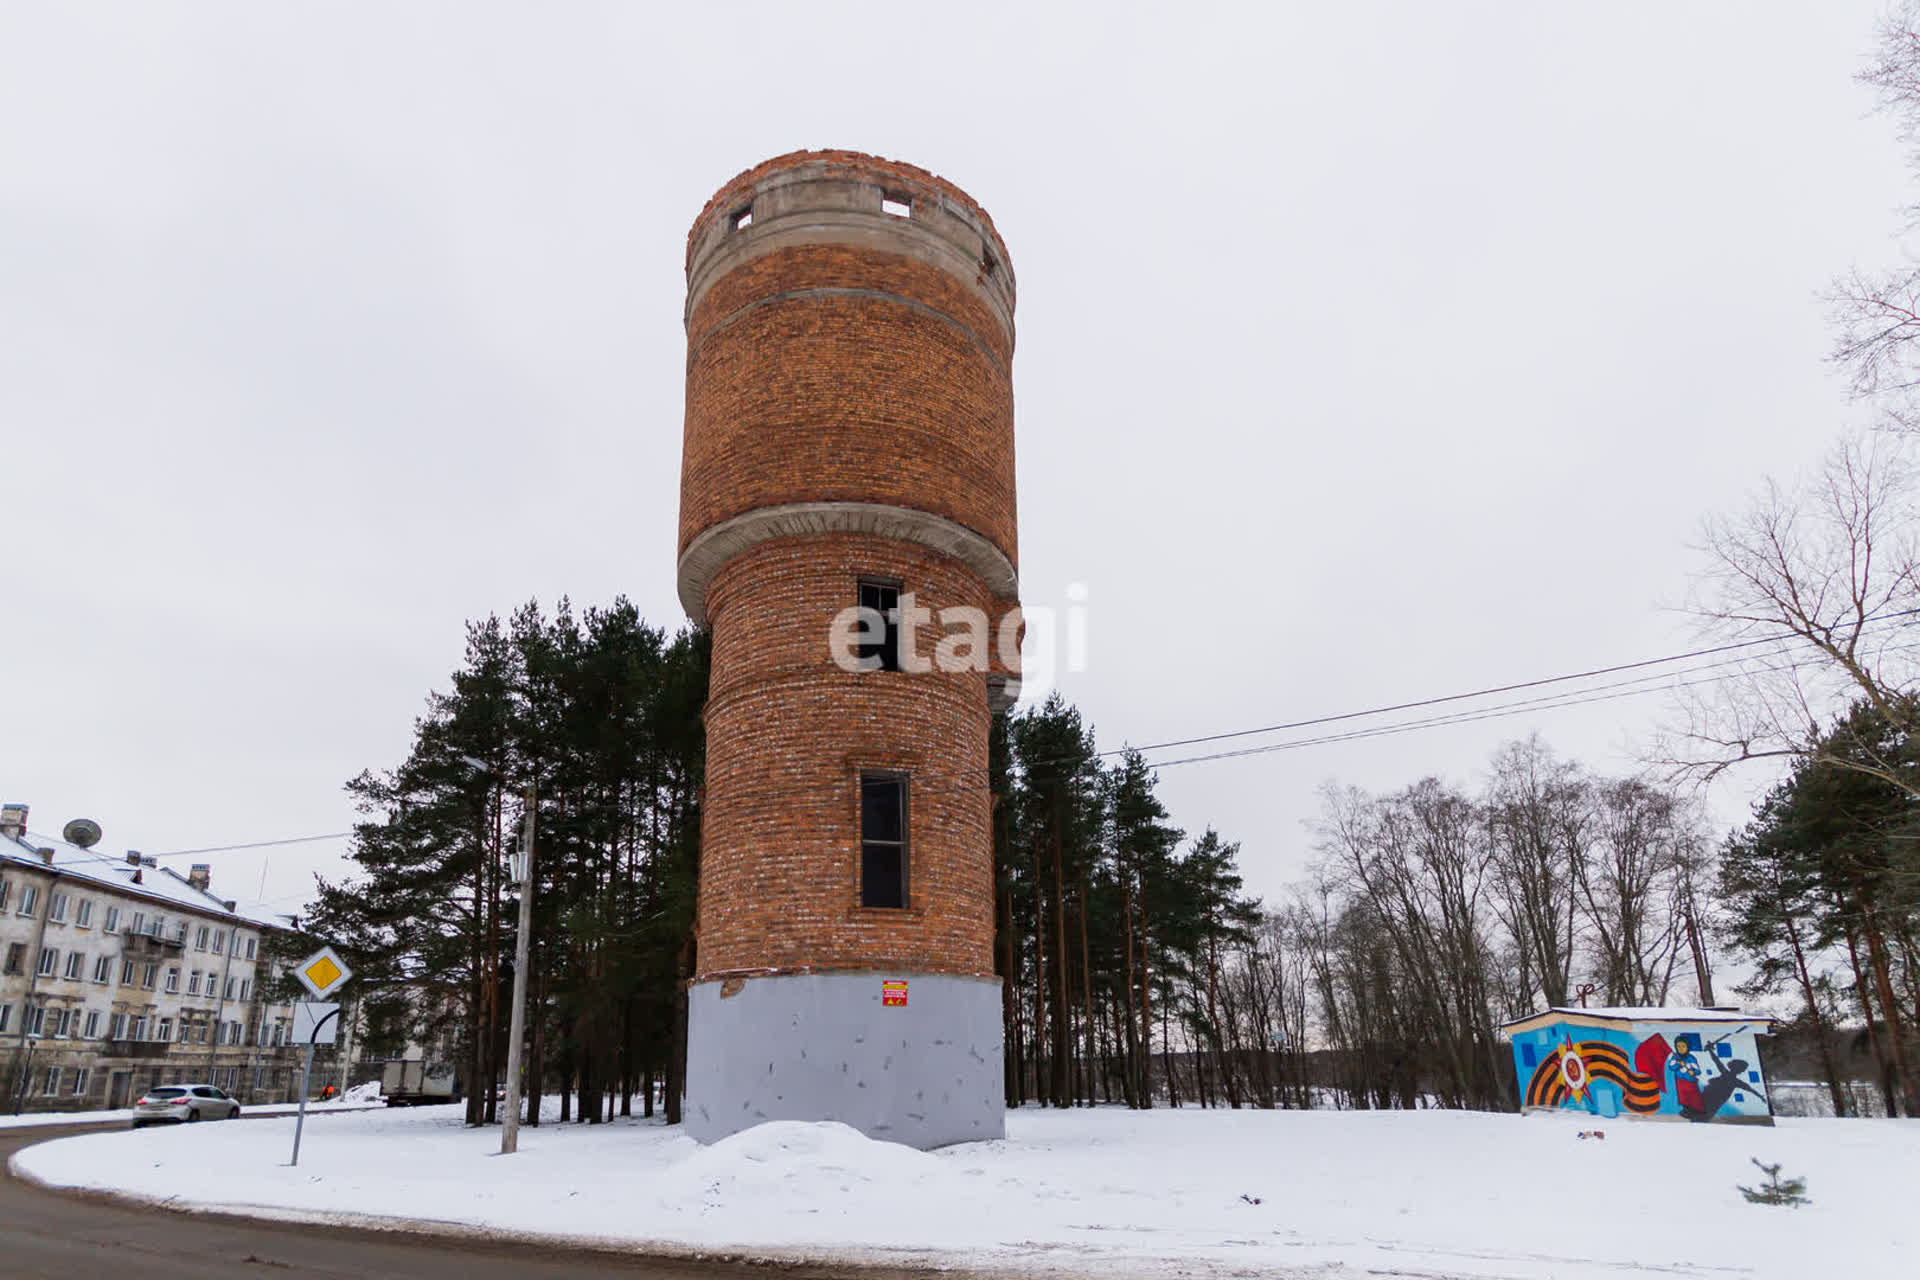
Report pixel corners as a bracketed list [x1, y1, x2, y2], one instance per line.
[0, 827, 292, 931]
[1500, 1006, 1773, 1035]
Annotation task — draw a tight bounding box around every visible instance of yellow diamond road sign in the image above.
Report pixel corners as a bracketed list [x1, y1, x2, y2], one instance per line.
[295, 946, 352, 999]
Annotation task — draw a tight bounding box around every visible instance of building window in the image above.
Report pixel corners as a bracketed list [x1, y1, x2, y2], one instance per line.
[245, 936, 256, 960]
[51, 1007, 71, 1037]
[857, 579, 902, 671]
[859, 773, 909, 909]
[24, 1005, 46, 1036]
[119, 959, 134, 985]
[224, 976, 236, 1001]
[63, 951, 83, 980]
[0, 1003, 9, 1033]
[108, 1012, 127, 1040]
[42, 1067, 60, 1096]
[212, 929, 225, 956]
[195, 925, 209, 951]
[36, 947, 57, 977]
[92, 955, 110, 983]
[129, 911, 146, 936]
[3, 943, 23, 974]
[128, 1015, 146, 1041]
[104, 906, 119, 933]
[0, 879, 9, 912]
[187, 971, 201, 996]
[881, 191, 912, 218]
[166, 969, 181, 994]
[48, 892, 68, 923]
[142, 964, 157, 990]
[239, 979, 251, 1001]
[71, 1068, 89, 1096]
[82, 1010, 100, 1038]
[18, 885, 38, 916]
[75, 899, 91, 928]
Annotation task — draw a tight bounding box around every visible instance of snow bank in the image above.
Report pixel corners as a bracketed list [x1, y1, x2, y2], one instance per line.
[11, 1102, 1917, 1278]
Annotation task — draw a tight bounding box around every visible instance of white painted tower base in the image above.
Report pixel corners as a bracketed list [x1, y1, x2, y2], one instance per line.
[683, 971, 1004, 1150]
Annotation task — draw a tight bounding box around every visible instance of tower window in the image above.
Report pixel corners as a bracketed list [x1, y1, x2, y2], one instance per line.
[857, 579, 901, 672]
[881, 192, 911, 218]
[732, 205, 753, 231]
[860, 774, 908, 909]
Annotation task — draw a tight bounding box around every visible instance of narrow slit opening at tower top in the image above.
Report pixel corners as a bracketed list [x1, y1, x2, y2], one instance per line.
[732, 206, 753, 231]
[860, 773, 909, 909]
[880, 192, 912, 218]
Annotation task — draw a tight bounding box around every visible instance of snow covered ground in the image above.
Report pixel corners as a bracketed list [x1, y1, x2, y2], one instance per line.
[10, 1102, 1916, 1278]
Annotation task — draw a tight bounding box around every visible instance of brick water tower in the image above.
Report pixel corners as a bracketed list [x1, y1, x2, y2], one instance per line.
[676, 150, 1019, 1148]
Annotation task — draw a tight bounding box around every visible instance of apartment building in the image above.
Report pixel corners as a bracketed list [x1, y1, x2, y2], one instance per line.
[1, 802, 321, 1113]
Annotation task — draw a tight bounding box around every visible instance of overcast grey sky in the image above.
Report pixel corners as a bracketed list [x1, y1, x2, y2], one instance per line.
[1, 2, 1909, 913]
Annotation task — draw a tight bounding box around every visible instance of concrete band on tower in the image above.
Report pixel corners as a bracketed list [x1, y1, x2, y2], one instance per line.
[677, 151, 1019, 1148]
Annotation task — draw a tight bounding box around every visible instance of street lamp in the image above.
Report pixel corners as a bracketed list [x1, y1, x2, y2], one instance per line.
[454, 753, 535, 1152]
[500, 781, 534, 1155]
[12, 1036, 39, 1115]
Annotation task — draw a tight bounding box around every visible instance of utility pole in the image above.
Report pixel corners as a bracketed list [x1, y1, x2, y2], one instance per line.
[501, 781, 535, 1154]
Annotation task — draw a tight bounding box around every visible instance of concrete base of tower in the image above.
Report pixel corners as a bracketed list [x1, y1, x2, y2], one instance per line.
[683, 970, 1005, 1150]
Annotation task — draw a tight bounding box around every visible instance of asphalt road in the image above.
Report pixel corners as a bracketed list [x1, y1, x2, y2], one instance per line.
[0, 1117, 952, 1280]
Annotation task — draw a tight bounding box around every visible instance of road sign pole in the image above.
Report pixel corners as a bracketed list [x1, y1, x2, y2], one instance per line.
[290, 1041, 315, 1167]
[288, 1005, 339, 1168]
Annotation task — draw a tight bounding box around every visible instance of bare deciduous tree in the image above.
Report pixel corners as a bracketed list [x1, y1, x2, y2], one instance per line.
[1830, 2, 1920, 431]
[1577, 780, 1708, 1007]
[1485, 735, 1589, 1008]
[1671, 435, 1920, 795]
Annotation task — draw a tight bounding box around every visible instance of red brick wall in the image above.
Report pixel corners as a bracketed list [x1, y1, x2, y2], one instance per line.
[682, 152, 1016, 985]
[695, 536, 996, 978]
[679, 258, 1017, 569]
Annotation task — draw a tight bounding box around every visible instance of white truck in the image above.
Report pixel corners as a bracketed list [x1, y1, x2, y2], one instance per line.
[380, 1059, 459, 1106]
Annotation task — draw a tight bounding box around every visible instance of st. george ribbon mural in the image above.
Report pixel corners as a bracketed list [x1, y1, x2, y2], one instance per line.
[1501, 1008, 1776, 1126]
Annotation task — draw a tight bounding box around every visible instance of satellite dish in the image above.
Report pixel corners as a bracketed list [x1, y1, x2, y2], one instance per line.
[62, 818, 102, 849]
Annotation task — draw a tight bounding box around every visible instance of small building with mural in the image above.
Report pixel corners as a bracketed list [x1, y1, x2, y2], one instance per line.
[1501, 1007, 1776, 1126]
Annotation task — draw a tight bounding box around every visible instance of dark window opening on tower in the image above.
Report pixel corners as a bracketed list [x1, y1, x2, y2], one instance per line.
[732, 206, 753, 231]
[881, 192, 912, 218]
[981, 250, 997, 278]
[860, 773, 908, 909]
[857, 579, 901, 672]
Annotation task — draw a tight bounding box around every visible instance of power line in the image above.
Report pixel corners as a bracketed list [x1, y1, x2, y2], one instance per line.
[147, 833, 354, 859]
[717, 633, 1920, 812]
[140, 607, 1920, 849]
[1111, 607, 1920, 759]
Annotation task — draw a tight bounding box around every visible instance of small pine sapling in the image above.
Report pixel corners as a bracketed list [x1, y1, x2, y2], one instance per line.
[1737, 1158, 1809, 1207]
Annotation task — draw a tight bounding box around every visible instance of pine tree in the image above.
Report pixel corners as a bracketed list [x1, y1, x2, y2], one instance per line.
[304, 599, 707, 1127]
[1738, 1159, 1809, 1207]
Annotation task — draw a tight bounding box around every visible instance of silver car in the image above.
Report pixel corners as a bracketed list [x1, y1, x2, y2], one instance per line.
[131, 1083, 241, 1126]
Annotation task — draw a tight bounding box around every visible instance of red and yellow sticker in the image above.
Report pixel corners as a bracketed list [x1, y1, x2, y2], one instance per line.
[882, 980, 908, 1007]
